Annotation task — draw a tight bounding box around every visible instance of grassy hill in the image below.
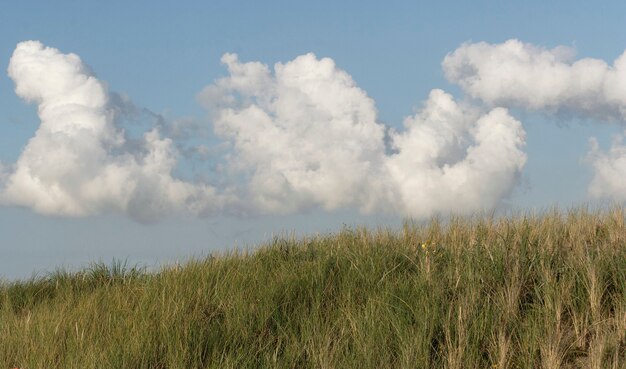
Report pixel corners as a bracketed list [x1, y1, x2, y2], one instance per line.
[1, 208, 625, 368]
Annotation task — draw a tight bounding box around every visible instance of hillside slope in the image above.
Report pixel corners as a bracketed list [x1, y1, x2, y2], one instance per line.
[1, 209, 625, 368]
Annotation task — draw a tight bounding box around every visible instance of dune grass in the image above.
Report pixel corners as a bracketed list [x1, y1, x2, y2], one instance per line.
[1, 208, 625, 368]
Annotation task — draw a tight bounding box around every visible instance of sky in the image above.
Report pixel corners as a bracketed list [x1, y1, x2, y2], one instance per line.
[1, 1, 626, 280]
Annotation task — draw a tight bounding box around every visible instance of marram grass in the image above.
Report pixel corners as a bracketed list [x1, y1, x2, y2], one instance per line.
[1, 208, 625, 368]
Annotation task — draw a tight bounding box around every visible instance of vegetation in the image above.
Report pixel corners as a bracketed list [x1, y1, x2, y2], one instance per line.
[1, 208, 625, 368]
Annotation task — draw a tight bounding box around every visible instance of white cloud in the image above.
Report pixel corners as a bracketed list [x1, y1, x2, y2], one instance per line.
[385, 89, 527, 218]
[199, 54, 527, 218]
[587, 132, 626, 201]
[1, 41, 219, 222]
[443, 39, 626, 120]
[1, 41, 529, 221]
[443, 39, 626, 202]
[199, 53, 390, 214]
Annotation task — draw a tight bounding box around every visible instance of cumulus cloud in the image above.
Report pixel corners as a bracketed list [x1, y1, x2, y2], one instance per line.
[443, 39, 626, 202]
[199, 53, 389, 214]
[1, 41, 528, 221]
[1, 41, 219, 222]
[385, 90, 527, 218]
[443, 39, 626, 120]
[198, 54, 527, 218]
[587, 132, 626, 201]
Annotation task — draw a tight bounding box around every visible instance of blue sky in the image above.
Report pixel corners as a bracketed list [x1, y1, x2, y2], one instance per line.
[1, 1, 625, 280]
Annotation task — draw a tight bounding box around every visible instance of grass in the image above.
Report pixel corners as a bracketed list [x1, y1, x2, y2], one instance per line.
[1, 207, 625, 368]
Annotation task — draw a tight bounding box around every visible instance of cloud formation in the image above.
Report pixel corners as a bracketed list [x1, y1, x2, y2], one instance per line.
[443, 39, 626, 120]
[198, 53, 389, 214]
[587, 133, 626, 201]
[444, 39, 626, 202]
[2, 41, 528, 221]
[199, 54, 527, 218]
[2, 41, 219, 222]
[9, 39, 626, 218]
[385, 90, 526, 218]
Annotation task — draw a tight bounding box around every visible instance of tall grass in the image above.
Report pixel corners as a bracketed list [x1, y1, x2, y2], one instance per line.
[1, 208, 625, 368]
